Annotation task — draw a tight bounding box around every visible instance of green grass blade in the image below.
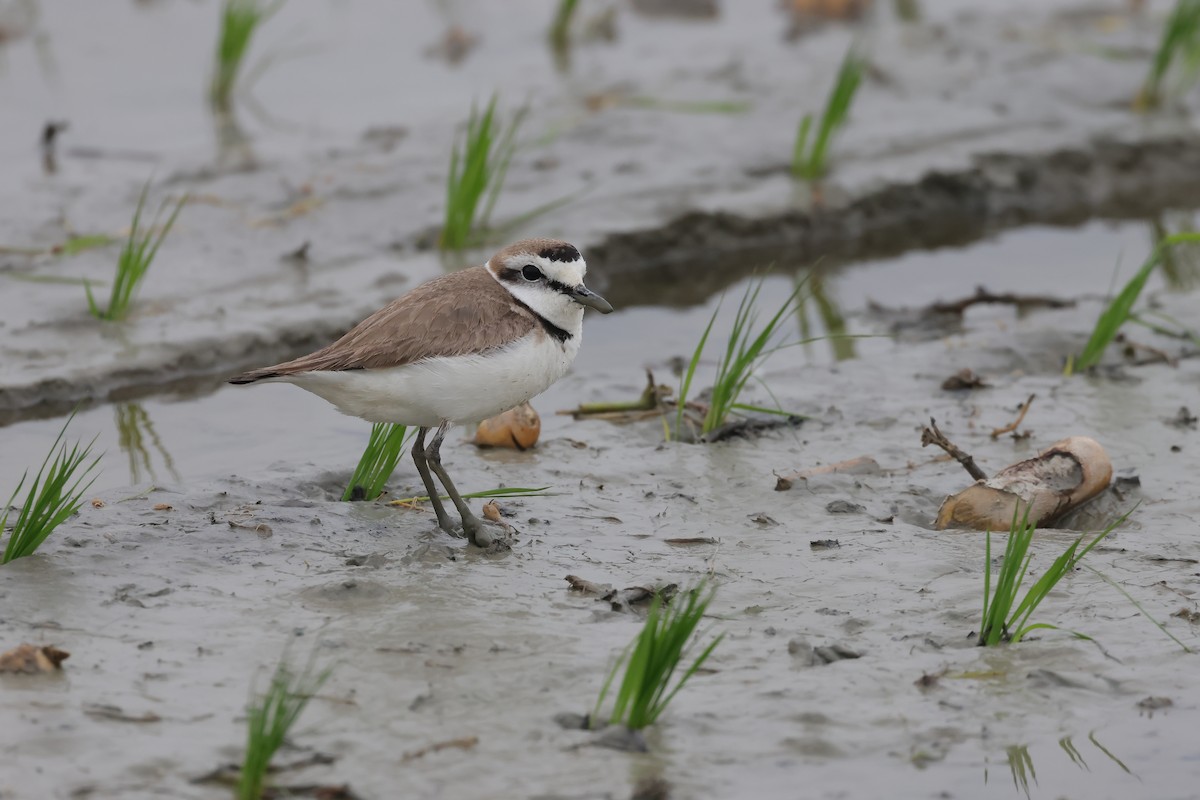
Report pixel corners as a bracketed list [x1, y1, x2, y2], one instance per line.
[791, 115, 813, 177]
[1083, 565, 1193, 653]
[342, 423, 411, 501]
[793, 47, 863, 180]
[238, 647, 332, 800]
[1074, 233, 1200, 371]
[596, 584, 721, 731]
[675, 301, 720, 440]
[2, 412, 101, 564]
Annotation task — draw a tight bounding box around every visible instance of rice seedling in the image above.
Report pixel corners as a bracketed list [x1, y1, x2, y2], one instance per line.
[592, 583, 723, 731]
[792, 47, 864, 181]
[342, 423, 411, 501]
[2, 413, 101, 565]
[440, 97, 526, 250]
[978, 506, 1132, 646]
[674, 278, 806, 441]
[238, 650, 332, 800]
[210, 0, 281, 112]
[548, 0, 581, 50]
[1137, 0, 1200, 110]
[85, 183, 186, 322]
[1068, 232, 1200, 373]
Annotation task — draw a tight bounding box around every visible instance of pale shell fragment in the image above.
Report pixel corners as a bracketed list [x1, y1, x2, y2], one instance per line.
[935, 436, 1113, 531]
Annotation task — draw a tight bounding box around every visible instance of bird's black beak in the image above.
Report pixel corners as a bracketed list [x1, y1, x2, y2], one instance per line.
[568, 284, 613, 313]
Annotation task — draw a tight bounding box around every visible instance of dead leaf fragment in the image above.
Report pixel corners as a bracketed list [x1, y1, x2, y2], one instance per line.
[401, 735, 479, 761]
[941, 369, 987, 391]
[0, 643, 70, 673]
[153, 503, 173, 511]
[84, 703, 161, 723]
[775, 456, 881, 491]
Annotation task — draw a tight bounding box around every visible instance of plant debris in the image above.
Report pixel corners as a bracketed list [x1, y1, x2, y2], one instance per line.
[774, 455, 881, 491]
[920, 418, 987, 482]
[564, 575, 678, 612]
[787, 638, 862, 666]
[990, 394, 1036, 439]
[927, 287, 1074, 316]
[401, 735, 479, 762]
[0, 643, 70, 673]
[83, 703, 161, 723]
[1168, 406, 1198, 429]
[934, 436, 1113, 530]
[941, 369, 988, 391]
[1173, 608, 1200, 624]
[559, 370, 672, 422]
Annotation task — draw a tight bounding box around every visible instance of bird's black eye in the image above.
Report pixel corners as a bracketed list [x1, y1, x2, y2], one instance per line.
[521, 264, 543, 281]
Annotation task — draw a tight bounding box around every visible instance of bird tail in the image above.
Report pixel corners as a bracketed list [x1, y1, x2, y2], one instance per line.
[228, 367, 283, 385]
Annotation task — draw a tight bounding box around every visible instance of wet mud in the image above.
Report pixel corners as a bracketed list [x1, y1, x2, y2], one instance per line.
[3, 2, 1200, 799]
[4, 279, 1199, 798]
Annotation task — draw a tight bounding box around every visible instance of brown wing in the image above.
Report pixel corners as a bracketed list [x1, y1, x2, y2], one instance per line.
[230, 267, 535, 383]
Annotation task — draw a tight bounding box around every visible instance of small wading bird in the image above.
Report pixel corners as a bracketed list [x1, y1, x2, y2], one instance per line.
[230, 238, 612, 547]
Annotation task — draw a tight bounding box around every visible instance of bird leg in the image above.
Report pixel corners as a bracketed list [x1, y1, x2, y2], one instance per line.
[411, 426, 456, 534]
[424, 420, 491, 546]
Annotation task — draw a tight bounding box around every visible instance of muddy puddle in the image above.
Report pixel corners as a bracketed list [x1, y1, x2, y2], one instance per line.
[4, 1, 1200, 799]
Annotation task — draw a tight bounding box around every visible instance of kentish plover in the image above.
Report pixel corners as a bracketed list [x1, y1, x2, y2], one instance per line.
[230, 238, 612, 546]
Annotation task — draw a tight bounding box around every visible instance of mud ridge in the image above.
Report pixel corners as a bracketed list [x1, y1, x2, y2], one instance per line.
[591, 136, 1200, 295]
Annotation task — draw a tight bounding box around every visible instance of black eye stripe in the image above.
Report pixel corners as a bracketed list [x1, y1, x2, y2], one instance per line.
[496, 265, 576, 295]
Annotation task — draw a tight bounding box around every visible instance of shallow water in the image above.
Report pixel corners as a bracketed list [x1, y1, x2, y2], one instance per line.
[3, 214, 1195, 495]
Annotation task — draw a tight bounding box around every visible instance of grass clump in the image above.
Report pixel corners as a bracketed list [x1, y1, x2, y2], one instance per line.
[978, 507, 1131, 646]
[1068, 232, 1200, 373]
[86, 182, 186, 322]
[440, 96, 526, 250]
[342, 423, 411, 501]
[592, 584, 723, 731]
[792, 47, 864, 180]
[210, 0, 281, 112]
[1137, 0, 1200, 110]
[2, 413, 101, 564]
[674, 278, 806, 441]
[238, 651, 332, 800]
[548, 0, 581, 49]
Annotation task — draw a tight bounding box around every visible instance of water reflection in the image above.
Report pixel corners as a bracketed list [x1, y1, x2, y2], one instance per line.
[114, 402, 179, 484]
[795, 269, 856, 362]
[986, 731, 1136, 797]
[1150, 215, 1200, 292]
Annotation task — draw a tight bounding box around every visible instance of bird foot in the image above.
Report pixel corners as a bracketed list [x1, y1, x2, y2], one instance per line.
[438, 516, 511, 551]
[461, 516, 512, 551]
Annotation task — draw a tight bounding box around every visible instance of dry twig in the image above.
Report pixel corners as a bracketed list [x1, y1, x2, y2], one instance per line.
[920, 418, 987, 481]
[990, 394, 1036, 439]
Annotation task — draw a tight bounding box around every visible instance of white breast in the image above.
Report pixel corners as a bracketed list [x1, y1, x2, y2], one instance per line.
[283, 330, 581, 427]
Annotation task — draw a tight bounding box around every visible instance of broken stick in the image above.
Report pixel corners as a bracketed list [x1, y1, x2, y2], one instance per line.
[920, 418, 987, 481]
